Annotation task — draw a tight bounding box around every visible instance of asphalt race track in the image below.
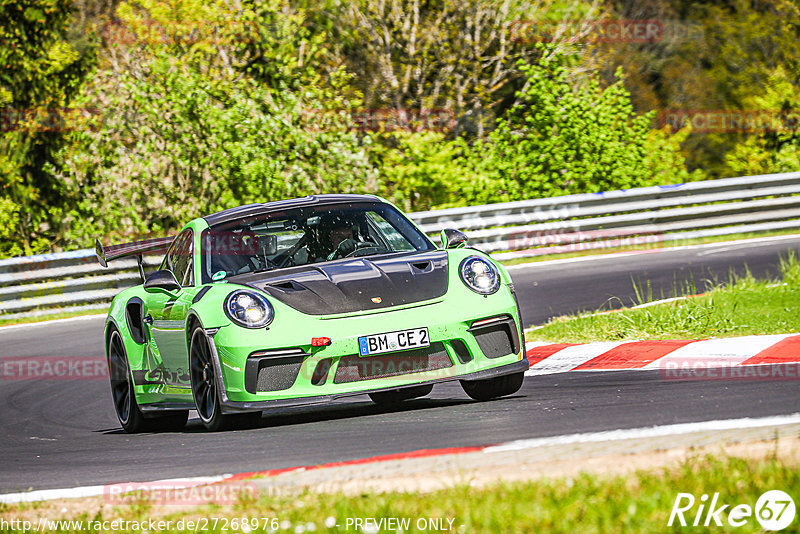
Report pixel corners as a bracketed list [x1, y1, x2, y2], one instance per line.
[1, 237, 800, 493]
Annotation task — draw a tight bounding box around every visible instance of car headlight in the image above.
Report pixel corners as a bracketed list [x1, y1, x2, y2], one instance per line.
[459, 256, 501, 295]
[224, 290, 274, 328]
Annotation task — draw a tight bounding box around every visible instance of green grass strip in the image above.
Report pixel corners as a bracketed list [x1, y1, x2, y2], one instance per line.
[1, 452, 796, 532]
[528, 253, 800, 343]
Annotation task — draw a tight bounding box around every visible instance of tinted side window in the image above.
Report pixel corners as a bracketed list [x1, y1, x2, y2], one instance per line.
[366, 211, 416, 251]
[165, 230, 194, 286]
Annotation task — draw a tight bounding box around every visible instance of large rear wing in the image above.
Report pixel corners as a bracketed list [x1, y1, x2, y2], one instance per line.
[95, 236, 174, 281]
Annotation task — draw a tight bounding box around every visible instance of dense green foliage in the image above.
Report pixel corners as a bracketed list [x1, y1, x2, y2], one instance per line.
[0, 0, 95, 255]
[53, 0, 376, 243]
[0, 0, 797, 255]
[725, 67, 800, 176]
[458, 52, 702, 204]
[598, 0, 800, 177]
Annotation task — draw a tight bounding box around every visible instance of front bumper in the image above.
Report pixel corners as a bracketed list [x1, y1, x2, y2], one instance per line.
[214, 358, 529, 413]
[206, 290, 527, 412]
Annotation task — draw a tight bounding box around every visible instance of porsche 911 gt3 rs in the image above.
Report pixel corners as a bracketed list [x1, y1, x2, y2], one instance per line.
[96, 195, 528, 432]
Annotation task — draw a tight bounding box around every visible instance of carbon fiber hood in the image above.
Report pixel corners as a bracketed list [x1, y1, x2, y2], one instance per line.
[230, 250, 449, 315]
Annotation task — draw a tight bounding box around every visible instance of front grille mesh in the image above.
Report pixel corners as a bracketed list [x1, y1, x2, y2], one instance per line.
[473, 324, 515, 359]
[333, 342, 451, 384]
[255, 356, 304, 392]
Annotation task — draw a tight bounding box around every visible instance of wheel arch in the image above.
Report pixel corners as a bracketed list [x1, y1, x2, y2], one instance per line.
[185, 311, 204, 351]
[104, 317, 121, 361]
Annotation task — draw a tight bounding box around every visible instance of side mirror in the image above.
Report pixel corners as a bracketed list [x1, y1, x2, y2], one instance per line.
[440, 228, 468, 249]
[144, 269, 181, 297]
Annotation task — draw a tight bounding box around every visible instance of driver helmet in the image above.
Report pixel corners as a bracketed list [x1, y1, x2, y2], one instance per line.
[319, 213, 358, 243]
[309, 212, 359, 260]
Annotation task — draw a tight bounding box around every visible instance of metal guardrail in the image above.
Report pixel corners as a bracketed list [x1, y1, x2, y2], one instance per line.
[3, 171, 800, 320]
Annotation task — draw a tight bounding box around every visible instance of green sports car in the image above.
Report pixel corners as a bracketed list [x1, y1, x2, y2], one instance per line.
[96, 195, 528, 432]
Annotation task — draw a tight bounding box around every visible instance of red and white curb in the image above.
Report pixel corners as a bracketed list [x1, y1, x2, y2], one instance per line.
[525, 334, 800, 375]
[3, 413, 800, 505]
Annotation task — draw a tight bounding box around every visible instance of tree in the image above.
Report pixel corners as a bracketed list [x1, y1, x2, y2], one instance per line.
[457, 48, 702, 205]
[369, 131, 469, 211]
[52, 0, 377, 247]
[594, 0, 800, 177]
[0, 0, 95, 255]
[321, 0, 583, 136]
[725, 67, 800, 176]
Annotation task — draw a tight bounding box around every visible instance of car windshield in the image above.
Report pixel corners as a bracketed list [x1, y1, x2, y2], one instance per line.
[200, 202, 435, 283]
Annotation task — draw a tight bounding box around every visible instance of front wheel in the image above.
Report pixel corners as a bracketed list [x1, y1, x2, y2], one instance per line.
[460, 372, 524, 401]
[369, 384, 433, 405]
[189, 327, 261, 431]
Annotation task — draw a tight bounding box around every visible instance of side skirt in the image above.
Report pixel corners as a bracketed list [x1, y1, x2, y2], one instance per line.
[139, 402, 194, 417]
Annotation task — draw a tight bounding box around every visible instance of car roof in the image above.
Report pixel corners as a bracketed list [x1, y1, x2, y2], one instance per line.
[202, 194, 384, 227]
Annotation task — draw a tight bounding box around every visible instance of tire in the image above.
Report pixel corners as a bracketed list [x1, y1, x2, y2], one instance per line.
[108, 329, 148, 433]
[108, 329, 189, 433]
[189, 327, 261, 431]
[460, 372, 525, 401]
[369, 384, 433, 405]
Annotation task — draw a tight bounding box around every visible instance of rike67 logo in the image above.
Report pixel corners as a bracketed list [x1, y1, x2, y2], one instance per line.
[669, 490, 795, 530]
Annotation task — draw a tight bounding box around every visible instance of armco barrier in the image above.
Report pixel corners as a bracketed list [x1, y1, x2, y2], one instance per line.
[2, 172, 800, 319]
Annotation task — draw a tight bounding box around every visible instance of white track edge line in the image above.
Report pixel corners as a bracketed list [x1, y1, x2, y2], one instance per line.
[0, 475, 231, 505]
[483, 413, 800, 453]
[0, 314, 106, 331]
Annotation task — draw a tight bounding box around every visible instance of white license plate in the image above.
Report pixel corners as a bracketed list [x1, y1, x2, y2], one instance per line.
[358, 327, 430, 356]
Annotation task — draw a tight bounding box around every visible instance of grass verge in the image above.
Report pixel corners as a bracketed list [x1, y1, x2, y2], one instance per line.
[1, 452, 796, 533]
[528, 253, 800, 343]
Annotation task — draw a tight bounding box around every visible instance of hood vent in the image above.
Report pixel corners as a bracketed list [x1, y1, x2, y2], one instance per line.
[230, 251, 449, 315]
[267, 280, 306, 292]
